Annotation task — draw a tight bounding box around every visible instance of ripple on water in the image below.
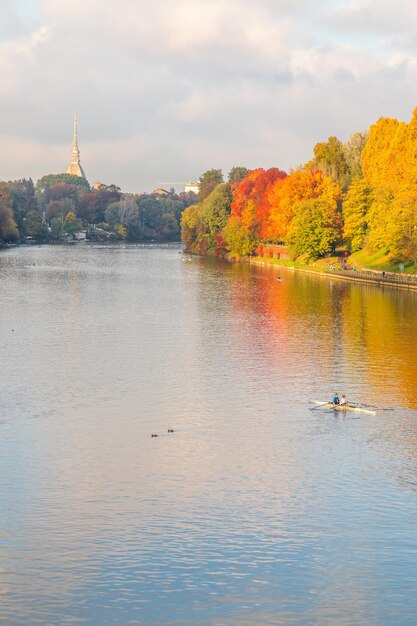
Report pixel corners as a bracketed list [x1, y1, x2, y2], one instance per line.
[1, 246, 417, 625]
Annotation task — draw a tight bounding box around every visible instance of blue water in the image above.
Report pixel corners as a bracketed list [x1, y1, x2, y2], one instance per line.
[1, 244, 417, 625]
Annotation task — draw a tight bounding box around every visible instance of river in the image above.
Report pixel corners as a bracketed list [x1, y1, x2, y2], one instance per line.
[1, 244, 417, 625]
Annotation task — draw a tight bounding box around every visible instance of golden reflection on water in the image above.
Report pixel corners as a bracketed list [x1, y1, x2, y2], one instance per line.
[1, 246, 417, 625]
[221, 261, 417, 408]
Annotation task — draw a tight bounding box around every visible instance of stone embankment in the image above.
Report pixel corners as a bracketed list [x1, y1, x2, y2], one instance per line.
[250, 257, 417, 291]
[326, 267, 417, 290]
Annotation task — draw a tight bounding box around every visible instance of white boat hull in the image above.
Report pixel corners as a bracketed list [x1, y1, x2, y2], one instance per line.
[312, 401, 377, 415]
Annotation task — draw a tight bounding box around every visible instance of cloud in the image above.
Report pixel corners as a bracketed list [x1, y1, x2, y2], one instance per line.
[1, 0, 417, 191]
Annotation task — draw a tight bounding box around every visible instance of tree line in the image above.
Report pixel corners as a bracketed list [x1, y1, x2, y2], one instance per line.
[182, 107, 417, 266]
[0, 173, 196, 245]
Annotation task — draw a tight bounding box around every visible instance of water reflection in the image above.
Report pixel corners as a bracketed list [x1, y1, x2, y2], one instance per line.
[1, 246, 417, 625]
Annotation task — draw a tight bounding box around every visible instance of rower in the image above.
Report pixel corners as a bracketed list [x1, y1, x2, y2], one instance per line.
[340, 394, 348, 406]
[332, 393, 340, 405]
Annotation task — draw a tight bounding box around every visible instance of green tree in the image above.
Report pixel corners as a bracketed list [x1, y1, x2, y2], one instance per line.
[343, 131, 368, 180]
[287, 197, 341, 261]
[161, 212, 179, 240]
[342, 179, 372, 251]
[63, 211, 81, 236]
[200, 183, 233, 245]
[222, 216, 258, 257]
[198, 169, 223, 202]
[228, 167, 251, 184]
[105, 202, 121, 227]
[307, 136, 350, 192]
[50, 217, 63, 241]
[8, 178, 38, 232]
[24, 210, 49, 242]
[0, 201, 19, 243]
[36, 173, 90, 195]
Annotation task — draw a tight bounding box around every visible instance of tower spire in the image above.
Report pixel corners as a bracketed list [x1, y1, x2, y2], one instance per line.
[73, 111, 78, 149]
[67, 112, 86, 179]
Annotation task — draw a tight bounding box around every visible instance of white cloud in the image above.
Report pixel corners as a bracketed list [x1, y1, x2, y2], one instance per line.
[1, 0, 417, 191]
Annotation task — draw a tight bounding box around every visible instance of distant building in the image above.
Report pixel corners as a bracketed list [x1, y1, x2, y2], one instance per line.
[184, 181, 199, 194]
[67, 112, 86, 179]
[152, 188, 170, 196]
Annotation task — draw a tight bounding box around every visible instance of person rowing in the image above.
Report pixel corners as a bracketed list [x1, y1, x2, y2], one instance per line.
[340, 394, 348, 406]
[332, 393, 340, 405]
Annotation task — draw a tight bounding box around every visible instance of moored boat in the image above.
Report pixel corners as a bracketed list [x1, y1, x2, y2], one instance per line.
[311, 401, 377, 415]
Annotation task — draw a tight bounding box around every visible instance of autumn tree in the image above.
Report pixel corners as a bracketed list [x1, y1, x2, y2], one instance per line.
[231, 168, 287, 241]
[343, 131, 368, 180]
[306, 136, 350, 192]
[78, 187, 121, 223]
[287, 197, 341, 261]
[181, 204, 203, 252]
[222, 216, 259, 257]
[342, 179, 372, 251]
[198, 169, 223, 202]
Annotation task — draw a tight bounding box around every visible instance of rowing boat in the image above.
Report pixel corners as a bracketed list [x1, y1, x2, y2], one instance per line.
[311, 401, 377, 415]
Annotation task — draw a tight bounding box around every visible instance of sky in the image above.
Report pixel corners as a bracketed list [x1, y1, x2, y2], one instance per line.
[1, 0, 417, 193]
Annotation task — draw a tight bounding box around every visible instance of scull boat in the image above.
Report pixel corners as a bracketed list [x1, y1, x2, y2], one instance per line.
[311, 401, 377, 415]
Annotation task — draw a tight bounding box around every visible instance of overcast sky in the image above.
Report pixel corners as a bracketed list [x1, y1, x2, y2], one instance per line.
[1, 0, 417, 192]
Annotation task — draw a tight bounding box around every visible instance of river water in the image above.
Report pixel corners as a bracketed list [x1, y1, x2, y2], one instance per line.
[1, 244, 417, 625]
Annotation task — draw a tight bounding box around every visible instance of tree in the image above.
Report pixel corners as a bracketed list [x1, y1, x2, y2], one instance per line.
[361, 117, 405, 191]
[181, 204, 203, 252]
[24, 210, 49, 242]
[228, 167, 251, 185]
[45, 200, 69, 221]
[343, 131, 368, 180]
[198, 169, 223, 202]
[0, 183, 19, 243]
[50, 217, 63, 241]
[200, 183, 233, 244]
[119, 197, 140, 227]
[222, 216, 258, 257]
[267, 169, 338, 243]
[342, 180, 372, 251]
[8, 178, 38, 231]
[78, 187, 121, 223]
[287, 197, 341, 261]
[41, 183, 80, 211]
[36, 173, 90, 195]
[105, 202, 121, 227]
[161, 212, 179, 240]
[307, 136, 350, 192]
[63, 211, 81, 236]
[231, 168, 287, 241]
[386, 184, 417, 262]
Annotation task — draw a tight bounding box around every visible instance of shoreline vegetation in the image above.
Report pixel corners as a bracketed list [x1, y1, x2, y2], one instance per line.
[181, 107, 417, 282]
[0, 175, 197, 248]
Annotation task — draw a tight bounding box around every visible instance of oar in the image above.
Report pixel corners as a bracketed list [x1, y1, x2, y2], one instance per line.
[309, 402, 330, 411]
[350, 401, 394, 411]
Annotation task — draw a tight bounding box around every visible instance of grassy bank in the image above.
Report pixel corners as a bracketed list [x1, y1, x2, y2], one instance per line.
[250, 250, 417, 276]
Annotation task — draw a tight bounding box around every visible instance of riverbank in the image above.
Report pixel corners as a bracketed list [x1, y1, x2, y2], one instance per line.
[247, 255, 417, 291]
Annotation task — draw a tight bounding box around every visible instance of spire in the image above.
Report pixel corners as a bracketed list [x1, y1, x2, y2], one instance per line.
[67, 112, 86, 178]
[73, 111, 78, 150]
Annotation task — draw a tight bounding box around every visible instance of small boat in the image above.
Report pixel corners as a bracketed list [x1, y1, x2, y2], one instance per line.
[311, 401, 377, 415]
